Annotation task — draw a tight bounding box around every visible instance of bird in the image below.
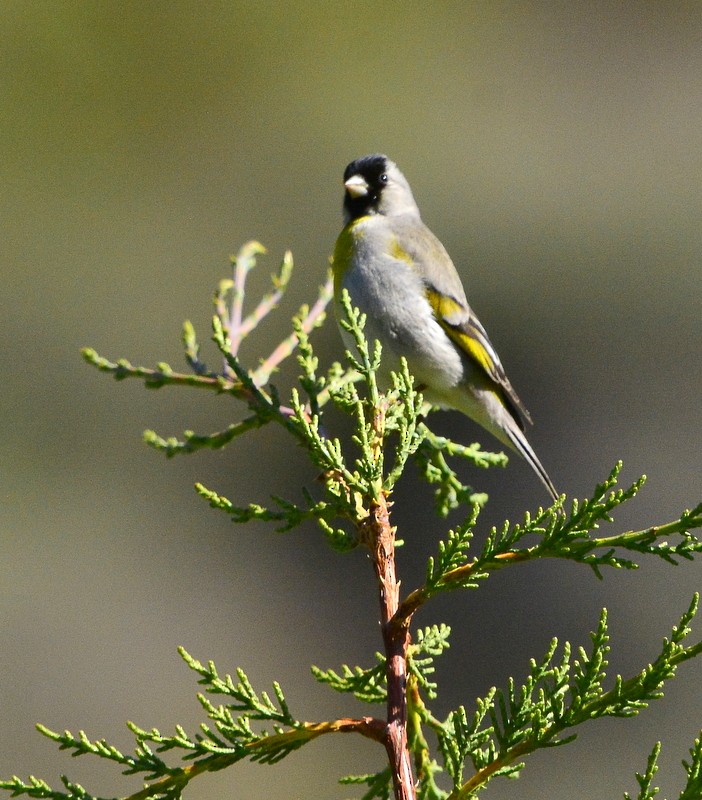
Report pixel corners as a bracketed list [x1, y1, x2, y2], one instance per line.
[331, 153, 559, 502]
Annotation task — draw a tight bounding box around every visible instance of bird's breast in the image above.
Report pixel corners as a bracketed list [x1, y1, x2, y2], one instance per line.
[335, 219, 465, 395]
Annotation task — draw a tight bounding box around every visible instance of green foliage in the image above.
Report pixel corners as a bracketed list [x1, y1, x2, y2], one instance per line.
[312, 655, 387, 704]
[5, 243, 702, 800]
[625, 743, 662, 800]
[435, 597, 702, 797]
[339, 769, 393, 800]
[414, 431, 500, 514]
[2, 648, 376, 800]
[623, 733, 702, 800]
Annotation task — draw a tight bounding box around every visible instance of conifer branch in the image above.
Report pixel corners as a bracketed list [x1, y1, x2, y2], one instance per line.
[440, 596, 702, 798]
[8, 243, 700, 800]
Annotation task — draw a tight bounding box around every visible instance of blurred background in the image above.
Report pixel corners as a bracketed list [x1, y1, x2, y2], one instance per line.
[2, 3, 701, 798]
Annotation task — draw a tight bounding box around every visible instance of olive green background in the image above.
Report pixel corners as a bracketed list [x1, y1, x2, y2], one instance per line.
[2, 3, 701, 798]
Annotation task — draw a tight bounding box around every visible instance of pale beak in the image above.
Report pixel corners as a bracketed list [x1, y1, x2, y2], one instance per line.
[344, 174, 369, 198]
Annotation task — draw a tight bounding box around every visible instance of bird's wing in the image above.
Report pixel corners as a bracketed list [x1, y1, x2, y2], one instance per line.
[425, 289, 533, 428]
[392, 218, 533, 428]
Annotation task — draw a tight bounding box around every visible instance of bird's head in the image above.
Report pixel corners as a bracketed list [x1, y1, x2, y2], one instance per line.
[342, 154, 420, 222]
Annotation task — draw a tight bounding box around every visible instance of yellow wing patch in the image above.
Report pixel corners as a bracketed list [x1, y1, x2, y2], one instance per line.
[389, 236, 414, 265]
[425, 289, 496, 377]
[426, 287, 532, 426]
[445, 325, 496, 377]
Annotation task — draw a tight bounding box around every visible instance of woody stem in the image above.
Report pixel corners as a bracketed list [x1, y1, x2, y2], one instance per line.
[364, 494, 415, 800]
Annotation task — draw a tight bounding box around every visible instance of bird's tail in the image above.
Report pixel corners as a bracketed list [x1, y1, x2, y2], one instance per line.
[437, 382, 560, 504]
[504, 423, 560, 504]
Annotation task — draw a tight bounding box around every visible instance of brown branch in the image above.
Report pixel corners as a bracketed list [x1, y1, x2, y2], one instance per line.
[355, 399, 417, 800]
[361, 495, 416, 800]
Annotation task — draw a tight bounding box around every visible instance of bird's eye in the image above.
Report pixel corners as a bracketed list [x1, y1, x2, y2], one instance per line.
[379, 173, 388, 183]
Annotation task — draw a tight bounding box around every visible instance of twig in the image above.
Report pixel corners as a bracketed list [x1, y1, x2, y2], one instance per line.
[122, 716, 386, 800]
[252, 273, 333, 387]
[392, 551, 528, 635]
[228, 242, 266, 357]
[81, 348, 303, 421]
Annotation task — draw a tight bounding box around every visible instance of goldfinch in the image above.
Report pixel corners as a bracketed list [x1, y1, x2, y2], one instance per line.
[332, 153, 558, 502]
